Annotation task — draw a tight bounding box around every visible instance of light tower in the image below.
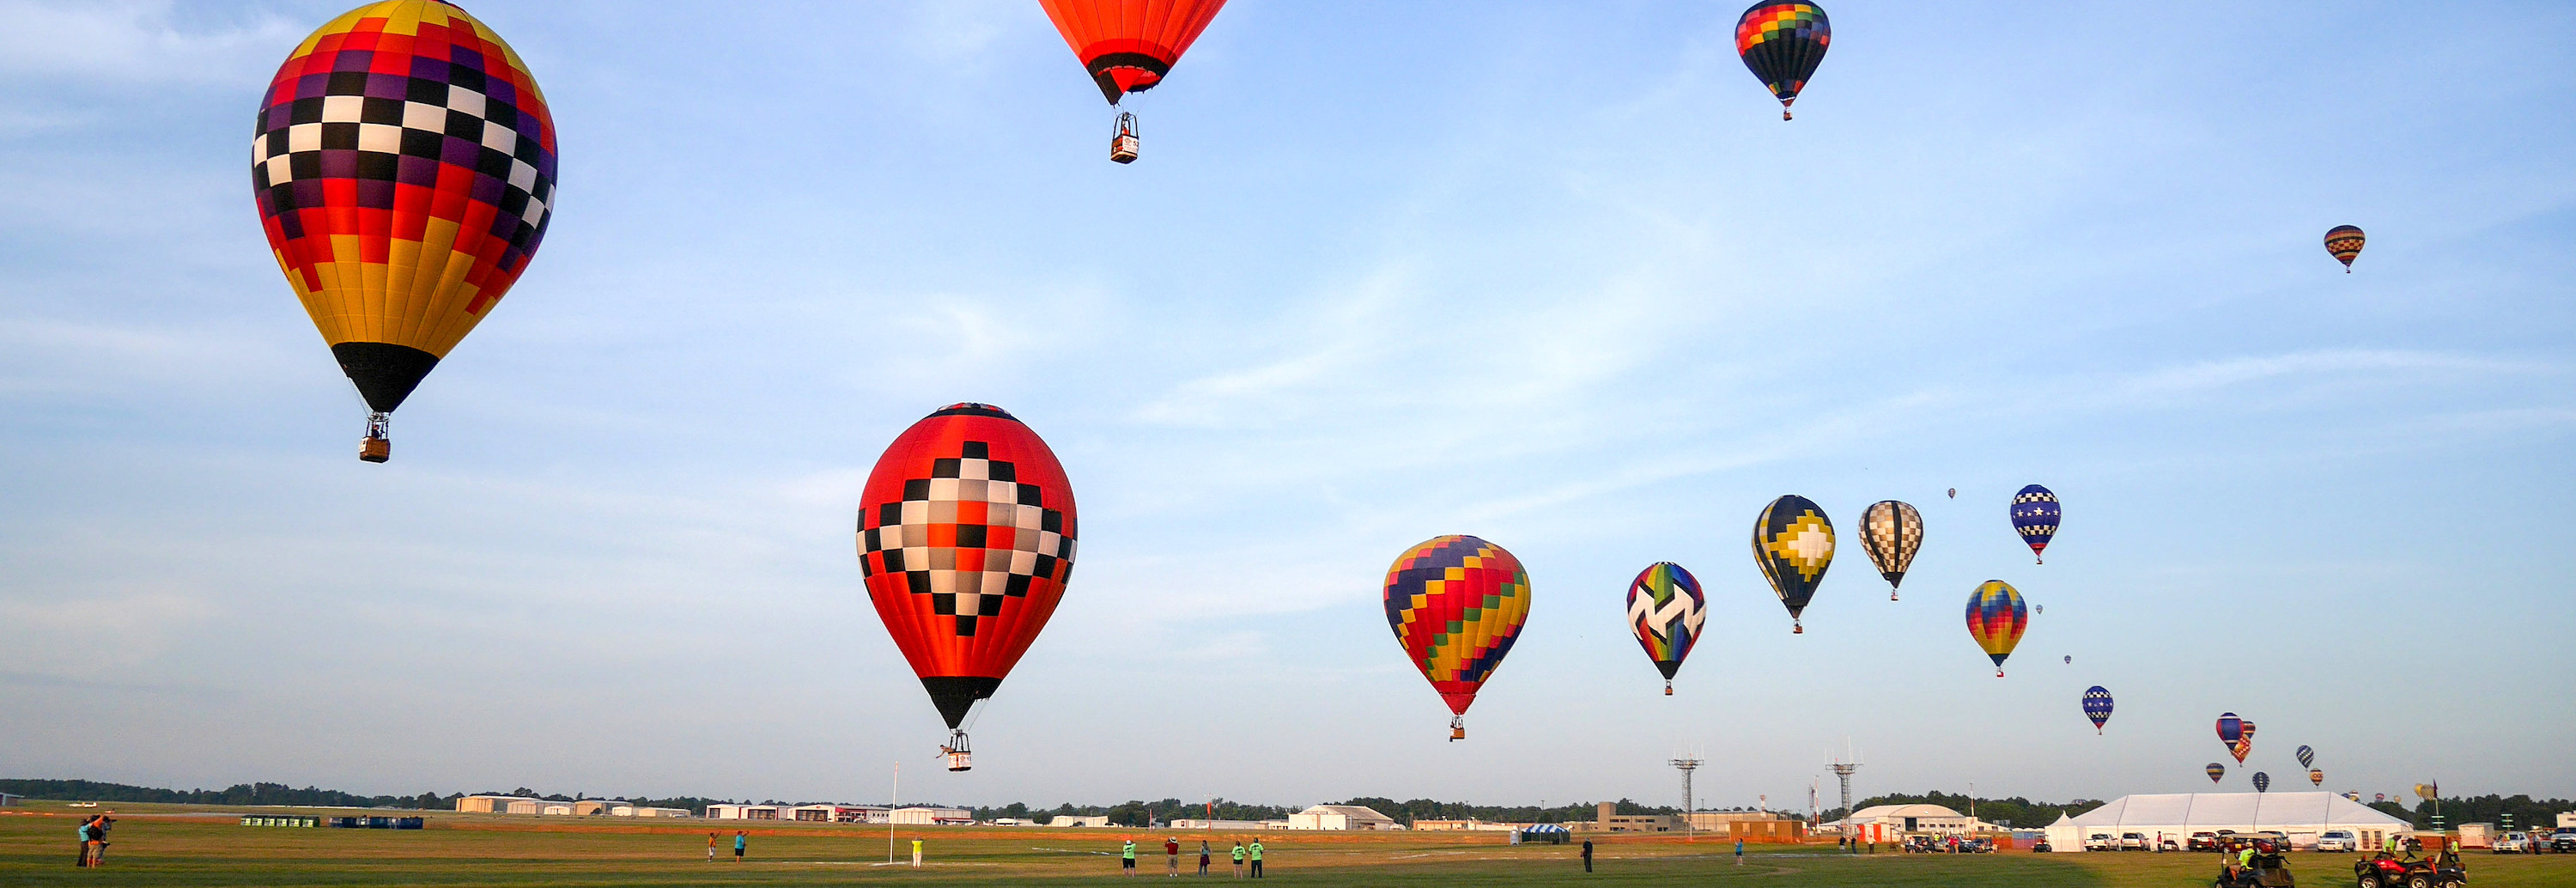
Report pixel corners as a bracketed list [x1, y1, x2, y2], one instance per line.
[1829, 745, 1861, 844]
[1670, 756, 1703, 837]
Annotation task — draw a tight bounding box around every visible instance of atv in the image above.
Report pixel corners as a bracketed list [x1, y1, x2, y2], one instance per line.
[2354, 850, 2466, 888]
[2213, 851, 2294, 888]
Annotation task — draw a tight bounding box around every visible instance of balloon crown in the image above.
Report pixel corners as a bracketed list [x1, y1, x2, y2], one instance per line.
[932, 403, 1018, 419]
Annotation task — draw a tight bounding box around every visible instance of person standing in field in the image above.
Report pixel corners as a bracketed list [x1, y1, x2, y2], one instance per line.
[1122, 836, 1137, 875]
[707, 831, 717, 862]
[1248, 838, 1264, 878]
[733, 830, 746, 862]
[1166, 836, 1181, 876]
[1231, 840, 1246, 878]
[1581, 838, 1594, 873]
[1735, 837, 1745, 866]
[1198, 839, 1211, 876]
[75, 817, 95, 867]
[912, 837, 923, 868]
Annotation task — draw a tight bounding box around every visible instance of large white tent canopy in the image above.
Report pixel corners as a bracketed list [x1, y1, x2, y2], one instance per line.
[2044, 793, 2410, 851]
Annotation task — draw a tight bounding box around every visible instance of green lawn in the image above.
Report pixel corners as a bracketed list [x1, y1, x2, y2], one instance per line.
[6, 804, 2571, 887]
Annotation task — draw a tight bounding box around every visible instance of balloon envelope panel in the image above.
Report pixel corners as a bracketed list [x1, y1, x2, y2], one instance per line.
[1383, 535, 1530, 715]
[254, 0, 557, 411]
[858, 404, 1078, 727]
[1626, 562, 1705, 680]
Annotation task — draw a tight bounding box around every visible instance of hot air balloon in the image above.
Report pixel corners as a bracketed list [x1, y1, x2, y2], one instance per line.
[257, 1, 558, 462]
[2063, 654, 2070, 664]
[2296, 745, 2315, 769]
[2081, 685, 2112, 734]
[2309, 769, 2324, 787]
[1964, 580, 2026, 677]
[2207, 763, 2226, 783]
[856, 403, 1078, 771]
[1753, 496, 1834, 633]
[1626, 563, 1705, 696]
[1734, 2, 1830, 120]
[2216, 713, 2244, 746]
[2324, 225, 2366, 271]
[1947, 488, 1955, 499]
[2009, 484, 2059, 563]
[2238, 721, 2257, 763]
[1385, 535, 1529, 740]
[1038, 0, 1227, 163]
[2253, 772, 2270, 793]
[1857, 500, 1923, 600]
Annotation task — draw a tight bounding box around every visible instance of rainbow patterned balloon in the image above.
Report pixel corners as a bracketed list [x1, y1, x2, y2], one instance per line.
[1964, 580, 2028, 676]
[254, 1, 556, 455]
[1383, 535, 1529, 739]
[1625, 562, 1705, 694]
[1735, 2, 1832, 119]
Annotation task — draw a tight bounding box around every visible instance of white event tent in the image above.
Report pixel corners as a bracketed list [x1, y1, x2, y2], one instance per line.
[2044, 793, 2410, 852]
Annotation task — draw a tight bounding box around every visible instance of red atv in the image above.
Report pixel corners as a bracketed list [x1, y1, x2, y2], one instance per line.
[2354, 850, 2466, 888]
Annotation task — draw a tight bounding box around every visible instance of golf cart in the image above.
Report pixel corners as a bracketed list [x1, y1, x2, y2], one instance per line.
[2213, 845, 2294, 888]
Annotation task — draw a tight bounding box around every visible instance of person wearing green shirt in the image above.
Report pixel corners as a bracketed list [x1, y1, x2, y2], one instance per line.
[1249, 840, 1264, 878]
[1230, 842, 1246, 878]
[1122, 838, 1138, 876]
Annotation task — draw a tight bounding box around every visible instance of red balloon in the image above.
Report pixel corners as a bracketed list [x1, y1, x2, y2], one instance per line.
[1038, 0, 1228, 103]
[857, 404, 1078, 733]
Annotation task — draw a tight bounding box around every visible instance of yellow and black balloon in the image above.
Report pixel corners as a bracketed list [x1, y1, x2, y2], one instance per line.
[253, 2, 556, 461]
[1753, 495, 1834, 633]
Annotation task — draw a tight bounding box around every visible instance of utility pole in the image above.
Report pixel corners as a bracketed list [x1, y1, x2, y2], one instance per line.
[1671, 757, 1703, 839]
[888, 763, 899, 864]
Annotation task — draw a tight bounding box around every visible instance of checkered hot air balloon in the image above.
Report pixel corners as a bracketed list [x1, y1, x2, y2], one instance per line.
[1858, 500, 1923, 600]
[857, 404, 1078, 771]
[1964, 581, 2027, 677]
[255, 1, 557, 462]
[1384, 535, 1530, 740]
[2010, 485, 2060, 563]
[1038, 0, 1228, 163]
[2296, 745, 2315, 769]
[2081, 685, 2113, 734]
[1753, 496, 1835, 633]
[2324, 225, 2366, 271]
[2207, 763, 2227, 783]
[1735, 2, 1830, 119]
[1625, 563, 1706, 696]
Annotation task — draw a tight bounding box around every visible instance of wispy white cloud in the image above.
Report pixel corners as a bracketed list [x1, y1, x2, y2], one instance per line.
[0, 1, 296, 85]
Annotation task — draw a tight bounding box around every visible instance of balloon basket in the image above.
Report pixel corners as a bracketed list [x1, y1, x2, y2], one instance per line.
[942, 731, 973, 772]
[1109, 111, 1139, 164]
[1792, 623, 1803, 635]
[1663, 681, 1673, 696]
[1449, 716, 1464, 742]
[1889, 592, 1899, 601]
[359, 412, 391, 463]
[1995, 669, 2006, 678]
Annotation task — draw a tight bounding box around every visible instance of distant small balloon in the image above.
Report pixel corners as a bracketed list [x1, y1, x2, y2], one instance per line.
[2253, 772, 2271, 794]
[1947, 488, 1956, 499]
[2063, 654, 2070, 664]
[2207, 763, 2226, 783]
[2324, 225, 2366, 271]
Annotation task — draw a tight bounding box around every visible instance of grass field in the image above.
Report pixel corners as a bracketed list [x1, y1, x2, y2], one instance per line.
[5, 804, 2572, 887]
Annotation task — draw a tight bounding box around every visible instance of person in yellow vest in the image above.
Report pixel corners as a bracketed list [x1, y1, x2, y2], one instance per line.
[1230, 841, 1246, 878]
[911, 838, 923, 868]
[1122, 837, 1138, 876]
[1249, 839, 1264, 878]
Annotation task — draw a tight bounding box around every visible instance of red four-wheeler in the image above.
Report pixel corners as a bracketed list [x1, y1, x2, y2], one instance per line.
[2354, 849, 2466, 888]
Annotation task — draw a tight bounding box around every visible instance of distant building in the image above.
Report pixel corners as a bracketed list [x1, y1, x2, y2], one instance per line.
[1289, 805, 1397, 830]
[892, 806, 974, 825]
[1683, 812, 1783, 831]
[0, 793, 22, 806]
[1050, 815, 1110, 828]
[1727, 819, 1807, 842]
[1839, 803, 1977, 840]
[570, 800, 613, 816]
[505, 800, 545, 815]
[453, 796, 540, 814]
[1413, 819, 1516, 831]
[1580, 801, 1678, 833]
[1170, 819, 1271, 830]
[705, 804, 786, 820]
[2041, 793, 2410, 853]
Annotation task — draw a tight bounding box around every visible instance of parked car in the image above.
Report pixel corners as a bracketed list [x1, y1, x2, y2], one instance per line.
[2494, 831, 2529, 853]
[2190, 831, 2222, 852]
[2552, 828, 2576, 852]
[2160, 836, 2181, 852]
[2085, 833, 2116, 852]
[2120, 832, 2148, 851]
[2316, 830, 2357, 852]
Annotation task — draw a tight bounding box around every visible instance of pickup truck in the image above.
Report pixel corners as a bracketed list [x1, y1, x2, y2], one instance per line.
[2554, 828, 2576, 852]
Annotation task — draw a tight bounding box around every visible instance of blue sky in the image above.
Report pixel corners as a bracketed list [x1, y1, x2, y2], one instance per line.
[2, 0, 2571, 813]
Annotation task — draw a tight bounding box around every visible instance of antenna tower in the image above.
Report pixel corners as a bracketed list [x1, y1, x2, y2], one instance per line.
[1829, 742, 1862, 842]
[1670, 756, 1704, 837]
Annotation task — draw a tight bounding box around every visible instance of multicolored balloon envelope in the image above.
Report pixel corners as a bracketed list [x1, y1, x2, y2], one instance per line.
[1384, 535, 1530, 739]
[2010, 485, 2060, 563]
[2324, 225, 2366, 271]
[1626, 562, 1706, 695]
[2235, 721, 2257, 763]
[2295, 745, 2315, 769]
[1753, 496, 1835, 633]
[2216, 712, 2244, 745]
[856, 403, 1078, 769]
[1964, 581, 2027, 676]
[2252, 772, 2271, 793]
[1858, 500, 1923, 599]
[2207, 763, 2226, 783]
[2081, 685, 2113, 734]
[1734, 2, 1831, 119]
[1038, 0, 1227, 104]
[256, 1, 558, 462]
[2309, 769, 2324, 787]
